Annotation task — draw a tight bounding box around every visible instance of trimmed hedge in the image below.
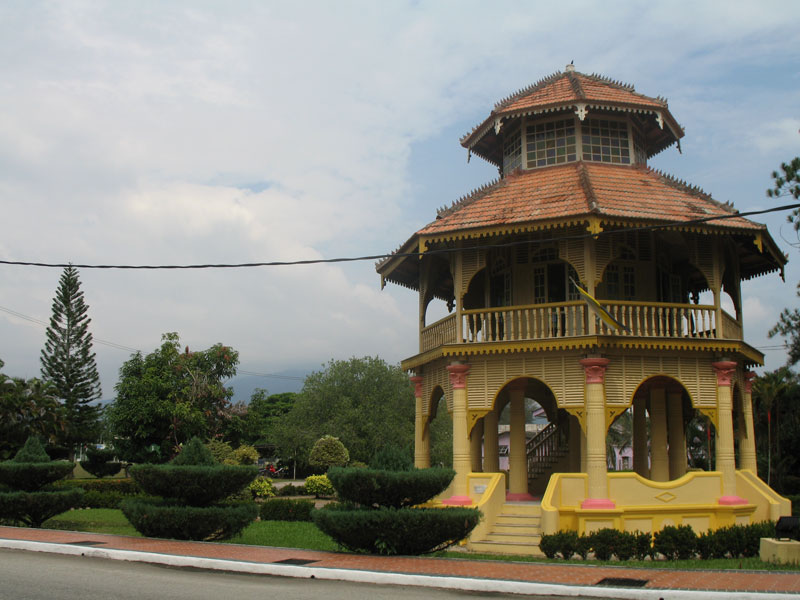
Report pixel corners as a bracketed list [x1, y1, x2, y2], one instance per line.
[121, 498, 258, 541]
[276, 484, 308, 497]
[0, 488, 85, 528]
[305, 475, 335, 498]
[539, 522, 777, 561]
[312, 504, 480, 554]
[0, 462, 76, 492]
[130, 464, 258, 506]
[326, 467, 455, 508]
[260, 499, 315, 521]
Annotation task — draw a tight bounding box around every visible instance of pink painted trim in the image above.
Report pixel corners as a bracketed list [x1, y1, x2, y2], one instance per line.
[580, 498, 616, 509]
[409, 376, 423, 397]
[506, 492, 537, 502]
[718, 495, 748, 506]
[441, 495, 473, 506]
[712, 361, 737, 387]
[579, 357, 609, 384]
[447, 364, 471, 389]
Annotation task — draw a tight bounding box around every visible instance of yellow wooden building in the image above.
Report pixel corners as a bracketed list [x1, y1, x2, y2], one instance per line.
[376, 65, 790, 555]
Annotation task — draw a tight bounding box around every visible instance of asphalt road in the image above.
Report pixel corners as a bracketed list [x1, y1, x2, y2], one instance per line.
[0, 548, 583, 600]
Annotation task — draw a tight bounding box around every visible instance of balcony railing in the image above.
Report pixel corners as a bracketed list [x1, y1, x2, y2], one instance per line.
[419, 300, 743, 351]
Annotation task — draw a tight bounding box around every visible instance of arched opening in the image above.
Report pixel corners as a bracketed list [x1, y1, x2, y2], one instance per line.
[427, 387, 452, 468]
[629, 376, 698, 481]
[421, 256, 454, 327]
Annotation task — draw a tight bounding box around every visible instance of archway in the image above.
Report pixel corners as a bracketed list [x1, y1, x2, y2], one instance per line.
[427, 387, 452, 468]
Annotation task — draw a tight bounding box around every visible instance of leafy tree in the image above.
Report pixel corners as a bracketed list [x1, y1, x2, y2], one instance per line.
[243, 389, 296, 445]
[309, 435, 349, 471]
[429, 397, 452, 468]
[105, 333, 239, 463]
[40, 265, 102, 453]
[0, 360, 66, 460]
[272, 357, 414, 471]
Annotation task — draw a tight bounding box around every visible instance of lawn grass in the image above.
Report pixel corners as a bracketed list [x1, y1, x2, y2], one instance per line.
[38, 509, 800, 571]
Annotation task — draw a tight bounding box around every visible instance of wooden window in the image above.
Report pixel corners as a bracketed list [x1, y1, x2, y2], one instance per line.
[503, 125, 522, 175]
[581, 118, 631, 164]
[526, 118, 577, 168]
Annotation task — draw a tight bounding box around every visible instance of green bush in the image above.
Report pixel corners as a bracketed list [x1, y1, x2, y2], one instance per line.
[633, 531, 654, 560]
[653, 525, 696, 560]
[538, 532, 559, 559]
[276, 484, 308, 497]
[0, 438, 83, 526]
[121, 498, 258, 541]
[589, 528, 618, 561]
[309, 436, 349, 471]
[0, 488, 85, 527]
[312, 504, 480, 554]
[248, 476, 276, 499]
[230, 445, 259, 465]
[614, 530, 636, 561]
[55, 478, 141, 495]
[130, 464, 258, 506]
[369, 444, 413, 471]
[260, 498, 315, 521]
[305, 475, 335, 498]
[327, 467, 455, 508]
[123, 436, 258, 541]
[557, 530, 579, 560]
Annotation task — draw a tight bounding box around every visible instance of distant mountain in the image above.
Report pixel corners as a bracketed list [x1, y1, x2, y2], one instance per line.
[228, 366, 313, 403]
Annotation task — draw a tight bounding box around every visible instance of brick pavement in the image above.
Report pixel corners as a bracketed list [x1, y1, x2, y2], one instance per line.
[2, 526, 799, 596]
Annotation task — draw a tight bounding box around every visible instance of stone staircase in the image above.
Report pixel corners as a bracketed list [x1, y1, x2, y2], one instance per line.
[467, 502, 543, 556]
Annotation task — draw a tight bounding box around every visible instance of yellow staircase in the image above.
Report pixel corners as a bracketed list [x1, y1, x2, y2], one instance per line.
[467, 502, 544, 556]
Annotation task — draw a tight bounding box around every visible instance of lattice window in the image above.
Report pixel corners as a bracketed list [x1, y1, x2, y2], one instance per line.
[526, 118, 577, 168]
[582, 118, 631, 164]
[633, 125, 648, 165]
[503, 125, 522, 175]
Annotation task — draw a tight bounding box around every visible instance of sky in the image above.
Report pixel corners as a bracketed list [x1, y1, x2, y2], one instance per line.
[1, 1, 799, 401]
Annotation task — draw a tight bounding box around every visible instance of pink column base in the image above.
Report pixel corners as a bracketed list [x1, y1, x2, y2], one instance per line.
[581, 498, 616, 509]
[506, 492, 537, 502]
[718, 495, 748, 505]
[441, 495, 473, 506]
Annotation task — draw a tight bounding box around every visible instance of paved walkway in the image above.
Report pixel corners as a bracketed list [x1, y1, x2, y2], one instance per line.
[2, 526, 799, 599]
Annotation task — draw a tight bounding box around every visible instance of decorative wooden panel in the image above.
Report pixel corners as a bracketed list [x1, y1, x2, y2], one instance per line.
[460, 248, 486, 298]
[420, 359, 451, 417]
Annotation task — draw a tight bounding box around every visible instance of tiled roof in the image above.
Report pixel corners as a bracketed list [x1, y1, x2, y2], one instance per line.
[418, 163, 760, 238]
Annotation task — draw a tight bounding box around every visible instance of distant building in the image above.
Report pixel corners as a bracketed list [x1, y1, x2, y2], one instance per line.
[378, 64, 790, 554]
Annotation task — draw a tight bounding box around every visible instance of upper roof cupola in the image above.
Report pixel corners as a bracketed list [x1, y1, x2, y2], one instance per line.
[461, 64, 685, 175]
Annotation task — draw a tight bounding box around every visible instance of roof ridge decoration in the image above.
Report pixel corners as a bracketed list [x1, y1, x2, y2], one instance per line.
[492, 69, 564, 112]
[568, 70, 586, 100]
[584, 71, 668, 108]
[436, 177, 503, 219]
[644, 165, 738, 213]
[577, 163, 599, 213]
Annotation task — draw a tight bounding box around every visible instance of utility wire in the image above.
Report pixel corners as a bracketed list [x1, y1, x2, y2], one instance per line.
[1, 203, 798, 270]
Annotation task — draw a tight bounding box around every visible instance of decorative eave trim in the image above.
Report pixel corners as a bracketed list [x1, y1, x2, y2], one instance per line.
[401, 337, 764, 371]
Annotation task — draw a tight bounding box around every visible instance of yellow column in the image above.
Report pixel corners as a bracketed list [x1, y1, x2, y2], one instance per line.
[411, 376, 429, 468]
[740, 372, 758, 473]
[443, 363, 472, 505]
[713, 360, 747, 505]
[471, 419, 484, 472]
[667, 387, 687, 480]
[569, 414, 581, 472]
[483, 410, 500, 472]
[649, 388, 669, 482]
[633, 396, 649, 478]
[507, 380, 534, 500]
[580, 357, 615, 509]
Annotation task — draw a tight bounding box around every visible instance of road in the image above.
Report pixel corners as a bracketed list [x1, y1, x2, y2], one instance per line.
[0, 548, 588, 600]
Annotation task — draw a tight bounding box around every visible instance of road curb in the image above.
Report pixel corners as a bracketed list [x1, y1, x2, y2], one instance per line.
[1, 538, 797, 600]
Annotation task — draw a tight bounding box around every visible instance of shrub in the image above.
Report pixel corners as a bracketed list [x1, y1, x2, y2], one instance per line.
[370, 444, 413, 471]
[538, 532, 559, 559]
[653, 525, 696, 560]
[309, 436, 349, 471]
[589, 528, 618, 561]
[0, 437, 83, 527]
[312, 504, 480, 554]
[305, 475, 335, 498]
[121, 498, 258, 541]
[633, 531, 654, 560]
[575, 532, 591, 559]
[81, 448, 123, 479]
[231, 445, 259, 466]
[327, 467, 455, 508]
[614, 530, 636, 561]
[205, 440, 233, 464]
[124, 436, 258, 540]
[276, 484, 308, 497]
[260, 498, 315, 521]
[248, 476, 276, 499]
[555, 530, 579, 560]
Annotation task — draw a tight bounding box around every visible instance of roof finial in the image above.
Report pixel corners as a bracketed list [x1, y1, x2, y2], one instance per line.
[566, 61, 575, 73]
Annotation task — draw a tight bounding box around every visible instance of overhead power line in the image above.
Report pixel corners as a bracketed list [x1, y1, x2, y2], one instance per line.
[0, 203, 798, 270]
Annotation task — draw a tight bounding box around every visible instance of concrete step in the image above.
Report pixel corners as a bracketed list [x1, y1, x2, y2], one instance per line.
[468, 539, 544, 557]
[493, 523, 540, 535]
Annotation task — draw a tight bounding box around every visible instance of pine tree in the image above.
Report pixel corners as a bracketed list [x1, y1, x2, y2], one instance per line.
[40, 265, 102, 453]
